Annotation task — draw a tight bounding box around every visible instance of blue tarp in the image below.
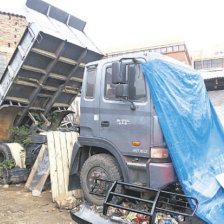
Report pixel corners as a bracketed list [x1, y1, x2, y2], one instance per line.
[141, 58, 224, 224]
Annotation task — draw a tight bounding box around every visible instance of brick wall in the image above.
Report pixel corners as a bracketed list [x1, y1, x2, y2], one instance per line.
[0, 12, 27, 75]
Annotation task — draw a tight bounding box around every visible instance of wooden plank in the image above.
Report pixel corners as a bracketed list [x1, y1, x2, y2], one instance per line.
[34, 168, 50, 193]
[67, 132, 79, 197]
[59, 132, 69, 195]
[66, 131, 73, 166]
[52, 132, 66, 198]
[47, 132, 59, 200]
[67, 132, 75, 192]
[25, 145, 50, 196]
[25, 145, 46, 190]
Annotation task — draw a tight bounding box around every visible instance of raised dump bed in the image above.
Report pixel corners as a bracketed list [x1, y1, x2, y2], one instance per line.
[0, 0, 103, 140]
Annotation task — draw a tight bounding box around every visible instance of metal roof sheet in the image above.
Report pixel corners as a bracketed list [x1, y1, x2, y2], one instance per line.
[200, 69, 224, 80]
[0, 0, 103, 127]
[24, 0, 102, 55]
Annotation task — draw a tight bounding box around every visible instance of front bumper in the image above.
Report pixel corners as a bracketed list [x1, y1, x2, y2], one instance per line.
[148, 162, 177, 189]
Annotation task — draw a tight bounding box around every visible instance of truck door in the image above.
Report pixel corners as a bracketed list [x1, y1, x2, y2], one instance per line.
[99, 59, 151, 158]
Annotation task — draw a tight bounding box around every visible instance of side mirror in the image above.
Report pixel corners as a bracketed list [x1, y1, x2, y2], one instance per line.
[112, 62, 126, 84]
[115, 84, 129, 98]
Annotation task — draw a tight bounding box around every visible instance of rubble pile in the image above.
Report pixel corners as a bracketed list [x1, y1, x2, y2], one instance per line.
[108, 201, 149, 223]
[72, 200, 183, 224]
[106, 201, 182, 224]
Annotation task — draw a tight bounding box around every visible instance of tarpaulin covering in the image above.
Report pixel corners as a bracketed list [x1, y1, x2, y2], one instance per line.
[141, 58, 224, 224]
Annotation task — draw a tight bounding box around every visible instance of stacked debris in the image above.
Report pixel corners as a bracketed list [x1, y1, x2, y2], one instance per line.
[107, 201, 150, 224]
[70, 179, 199, 224]
[71, 201, 184, 224]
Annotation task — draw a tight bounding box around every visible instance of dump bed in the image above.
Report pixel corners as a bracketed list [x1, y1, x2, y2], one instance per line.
[0, 0, 103, 139]
[0, 0, 103, 119]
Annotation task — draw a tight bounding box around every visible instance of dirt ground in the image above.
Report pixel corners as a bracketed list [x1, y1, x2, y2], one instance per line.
[0, 184, 76, 224]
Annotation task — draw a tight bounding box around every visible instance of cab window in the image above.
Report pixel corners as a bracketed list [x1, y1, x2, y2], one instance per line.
[104, 63, 147, 102]
[105, 67, 116, 100]
[85, 68, 96, 99]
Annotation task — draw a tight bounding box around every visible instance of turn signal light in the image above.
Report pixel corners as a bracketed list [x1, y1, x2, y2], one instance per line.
[132, 141, 141, 146]
[151, 147, 169, 159]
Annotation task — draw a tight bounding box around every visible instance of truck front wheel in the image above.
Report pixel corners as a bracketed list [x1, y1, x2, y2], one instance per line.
[80, 153, 122, 205]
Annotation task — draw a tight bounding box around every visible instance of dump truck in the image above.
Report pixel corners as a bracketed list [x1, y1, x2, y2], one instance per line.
[68, 52, 208, 223]
[0, 0, 103, 181]
[0, 0, 207, 223]
[67, 51, 212, 222]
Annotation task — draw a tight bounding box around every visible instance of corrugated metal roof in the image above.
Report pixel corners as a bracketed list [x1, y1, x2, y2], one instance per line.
[200, 69, 224, 80]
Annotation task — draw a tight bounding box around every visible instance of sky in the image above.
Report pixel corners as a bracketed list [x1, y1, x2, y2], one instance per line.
[1, 0, 224, 55]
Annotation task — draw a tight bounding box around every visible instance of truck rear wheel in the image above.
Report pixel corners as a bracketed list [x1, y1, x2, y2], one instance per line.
[80, 153, 122, 205]
[0, 144, 12, 163]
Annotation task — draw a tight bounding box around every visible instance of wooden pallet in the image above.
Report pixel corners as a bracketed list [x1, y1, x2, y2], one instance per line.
[47, 131, 78, 201]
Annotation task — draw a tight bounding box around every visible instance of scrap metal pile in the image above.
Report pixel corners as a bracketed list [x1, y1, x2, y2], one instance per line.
[71, 179, 198, 224]
[71, 201, 183, 224]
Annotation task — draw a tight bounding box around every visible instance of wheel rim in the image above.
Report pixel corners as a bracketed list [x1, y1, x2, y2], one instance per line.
[0, 152, 6, 163]
[87, 166, 111, 195]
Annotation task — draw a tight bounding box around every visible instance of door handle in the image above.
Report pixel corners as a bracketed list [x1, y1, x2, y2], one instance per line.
[101, 121, 110, 127]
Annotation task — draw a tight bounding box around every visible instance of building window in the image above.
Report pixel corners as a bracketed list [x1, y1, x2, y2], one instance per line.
[179, 45, 185, 51]
[161, 47, 167, 53]
[211, 58, 223, 68]
[203, 60, 211, 69]
[154, 48, 161, 53]
[167, 46, 173, 53]
[194, 61, 202, 70]
[195, 58, 223, 70]
[173, 45, 179, 52]
[85, 67, 96, 99]
[8, 43, 10, 47]
[0, 54, 6, 78]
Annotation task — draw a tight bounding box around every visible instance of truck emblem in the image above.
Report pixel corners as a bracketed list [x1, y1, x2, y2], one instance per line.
[116, 119, 130, 125]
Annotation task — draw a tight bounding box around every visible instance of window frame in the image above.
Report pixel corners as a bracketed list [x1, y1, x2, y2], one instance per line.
[85, 66, 97, 99]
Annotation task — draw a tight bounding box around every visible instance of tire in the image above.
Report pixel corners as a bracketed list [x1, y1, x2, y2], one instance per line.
[0, 144, 12, 163]
[80, 153, 123, 205]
